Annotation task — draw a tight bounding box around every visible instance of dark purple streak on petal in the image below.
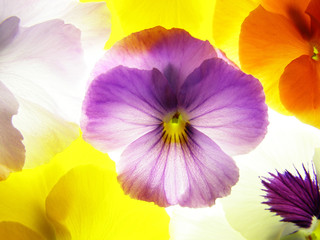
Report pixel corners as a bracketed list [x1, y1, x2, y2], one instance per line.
[117, 124, 239, 207]
[179, 58, 268, 156]
[82, 66, 177, 152]
[262, 166, 320, 228]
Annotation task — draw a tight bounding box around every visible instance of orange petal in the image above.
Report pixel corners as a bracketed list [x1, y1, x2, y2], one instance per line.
[239, 5, 312, 114]
[261, 0, 310, 15]
[262, 0, 312, 40]
[307, 0, 320, 23]
[279, 55, 320, 128]
[306, 0, 320, 38]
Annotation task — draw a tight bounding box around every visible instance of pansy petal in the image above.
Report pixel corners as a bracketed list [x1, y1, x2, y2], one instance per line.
[1, 18, 85, 122]
[46, 165, 170, 240]
[261, 0, 309, 15]
[0, 136, 111, 239]
[0, 18, 86, 168]
[103, 0, 216, 48]
[82, 66, 176, 152]
[279, 55, 320, 128]
[0, 159, 57, 239]
[56, 1, 111, 67]
[0, 0, 86, 24]
[261, 0, 311, 38]
[0, 0, 110, 69]
[307, 0, 320, 21]
[212, 0, 260, 65]
[168, 203, 246, 240]
[221, 111, 320, 240]
[313, 148, 320, 183]
[0, 17, 19, 51]
[91, 26, 217, 92]
[0, 81, 25, 178]
[13, 100, 78, 169]
[306, 0, 320, 35]
[179, 58, 268, 156]
[239, 5, 311, 114]
[0, 222, 44, 240]
[117, 125, 239, 207]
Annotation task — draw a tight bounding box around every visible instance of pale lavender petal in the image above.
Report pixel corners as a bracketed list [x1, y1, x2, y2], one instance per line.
[82, 66, 176, 152]
[0, 0, 110, 72]
[91, 26, 217, 92]
[179, 58, 268, 156]
[0, 81, 25, 177]
[0, 17, 19, 50]
[0, 0, 74, 23]
[1, 18, 85, 122]
[117, 125, 239, 207]
[0, 18, 82, 167]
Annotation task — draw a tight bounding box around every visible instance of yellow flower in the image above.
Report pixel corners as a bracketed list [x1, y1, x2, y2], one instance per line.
[0, 137, 170, 239]
[81, 0, 216, 48]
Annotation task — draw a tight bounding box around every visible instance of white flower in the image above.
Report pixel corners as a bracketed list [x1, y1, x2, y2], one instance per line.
[0, 0, 110, 178]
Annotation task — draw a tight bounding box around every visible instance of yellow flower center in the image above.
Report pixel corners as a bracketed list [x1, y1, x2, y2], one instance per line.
[312, 45, 319, 61]
[162, 112, 188, 144]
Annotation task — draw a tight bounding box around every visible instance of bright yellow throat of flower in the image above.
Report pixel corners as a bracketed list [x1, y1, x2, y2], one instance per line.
[162, 112, 188, 144]
[312, 45, 319, 61]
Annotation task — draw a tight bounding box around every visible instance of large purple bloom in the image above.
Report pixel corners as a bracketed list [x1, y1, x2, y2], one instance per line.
[81, 27, 268, 207]
[262, 166, 320, 229]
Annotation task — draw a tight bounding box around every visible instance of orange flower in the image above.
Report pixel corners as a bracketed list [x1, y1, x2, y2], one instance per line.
[213, 0, 320, 128]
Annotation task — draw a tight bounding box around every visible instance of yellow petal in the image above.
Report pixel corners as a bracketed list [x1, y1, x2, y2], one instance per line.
[212, 0, 261, 66]
[0, 136, 111, 239]
[0, 161, 56, 239]
[101, 0, 216, 48]
[46, 165, 170, 240]
[0, 222, 45, 240]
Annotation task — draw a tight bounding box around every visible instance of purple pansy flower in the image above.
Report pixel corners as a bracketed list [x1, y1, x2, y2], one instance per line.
[81, 26, 268, 207]
[262, 165, 320, 230]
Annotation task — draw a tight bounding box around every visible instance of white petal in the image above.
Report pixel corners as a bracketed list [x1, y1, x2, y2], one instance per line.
[0, 82, 25, 177]
[0, 0, 75, 24]
[13, 99, 78, 169]
[1, 18, 85, 122]
[60, 1, 111, 68]
[313, 148, 320, 183]
[0, 0, 110, 68]
[0, 18, 82, 169]
[221, 109, 320, 240]
[0, 16, 19, 50]
[168, 202, 245, 240]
